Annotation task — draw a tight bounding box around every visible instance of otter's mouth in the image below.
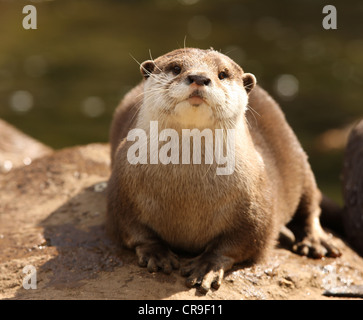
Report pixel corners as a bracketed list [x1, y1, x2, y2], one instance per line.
[188, 90, 205, 106]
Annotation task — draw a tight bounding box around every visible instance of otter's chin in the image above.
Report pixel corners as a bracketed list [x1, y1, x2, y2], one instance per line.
[173, 101, 214, 127]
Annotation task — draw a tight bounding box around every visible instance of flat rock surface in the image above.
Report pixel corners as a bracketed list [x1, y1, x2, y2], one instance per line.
[1, 143, 363, 300]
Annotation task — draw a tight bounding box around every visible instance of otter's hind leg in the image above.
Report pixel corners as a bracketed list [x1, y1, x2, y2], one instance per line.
[106, 174, 180, 274]
[289, 172, 341, 258]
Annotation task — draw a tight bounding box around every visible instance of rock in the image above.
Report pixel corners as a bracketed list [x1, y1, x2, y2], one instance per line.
[1, 142, 363, 300]
[342, 119, 363, 256]
[0, 119, 52, 173]
[324, 285, 363, 298]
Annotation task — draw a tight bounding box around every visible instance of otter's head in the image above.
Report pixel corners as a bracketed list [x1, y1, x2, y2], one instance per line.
[139, 48, 256, 128]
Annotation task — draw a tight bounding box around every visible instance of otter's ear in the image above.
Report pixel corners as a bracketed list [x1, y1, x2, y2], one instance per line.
[140, 60, 155, 79]
[242, 73, 256, 94]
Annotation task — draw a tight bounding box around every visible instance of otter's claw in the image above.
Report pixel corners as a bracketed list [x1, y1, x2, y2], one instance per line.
[136, 243, 180, 274]
[180, 253, 234, 294]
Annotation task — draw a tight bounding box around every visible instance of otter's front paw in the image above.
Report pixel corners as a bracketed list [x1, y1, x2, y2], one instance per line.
[136, 243, 180, 274]
[180, 253, 234, 294]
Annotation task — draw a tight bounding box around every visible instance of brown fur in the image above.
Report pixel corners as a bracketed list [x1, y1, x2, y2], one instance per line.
[107, 48, 340, 293]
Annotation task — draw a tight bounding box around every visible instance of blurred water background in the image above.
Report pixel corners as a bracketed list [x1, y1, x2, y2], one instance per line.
[0, 0, 362, 203]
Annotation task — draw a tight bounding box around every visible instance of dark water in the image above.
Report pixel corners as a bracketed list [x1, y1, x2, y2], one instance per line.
[0, 0, 362, 202]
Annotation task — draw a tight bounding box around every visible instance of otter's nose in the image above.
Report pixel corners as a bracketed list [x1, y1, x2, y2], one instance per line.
[187, 75, 211, 86]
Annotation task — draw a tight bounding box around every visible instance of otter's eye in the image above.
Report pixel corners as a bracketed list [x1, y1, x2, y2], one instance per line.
[172, 65, 181, 75]
[218, 71, 228, 80]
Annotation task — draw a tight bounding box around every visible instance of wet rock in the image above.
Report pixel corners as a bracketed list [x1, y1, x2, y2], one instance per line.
[342, 119, 363, 256]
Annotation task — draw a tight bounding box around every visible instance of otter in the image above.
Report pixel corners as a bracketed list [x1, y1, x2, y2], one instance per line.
[106, 48, 340, 293]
